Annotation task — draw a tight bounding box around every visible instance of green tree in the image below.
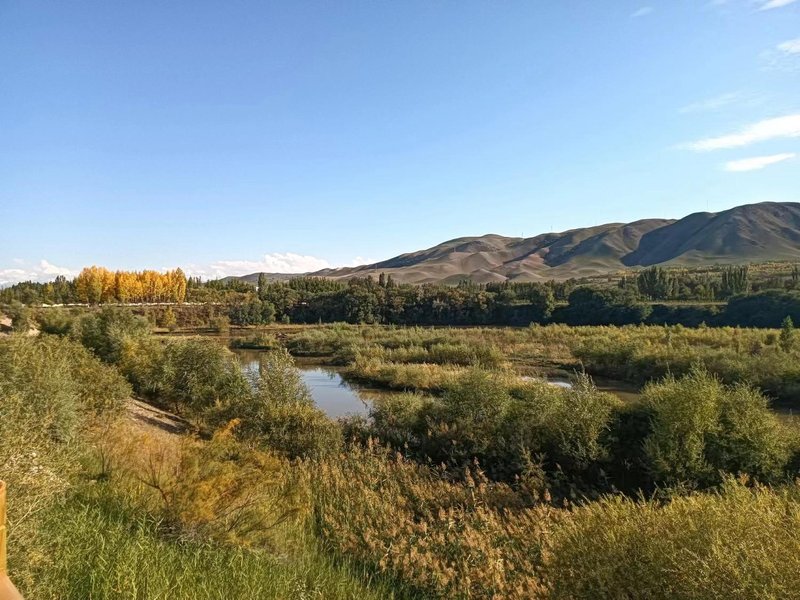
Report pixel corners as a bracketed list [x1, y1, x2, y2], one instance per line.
[159, 306, 178, 331]
[780, 316, 795, 352]
[721, 265, 749, 298]
[563, 287, 651, 326]
[257, 273, 268, 301]
[260, 301, 276, 324]
[636, 266, 674, 300]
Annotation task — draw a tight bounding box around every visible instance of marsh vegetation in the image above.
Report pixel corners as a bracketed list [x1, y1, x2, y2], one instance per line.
[4, 308, 800, 598]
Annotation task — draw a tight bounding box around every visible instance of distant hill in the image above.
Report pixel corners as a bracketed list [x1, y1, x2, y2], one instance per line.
[240, 202, 800, 284]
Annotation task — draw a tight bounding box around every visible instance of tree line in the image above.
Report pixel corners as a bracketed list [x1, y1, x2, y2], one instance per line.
[5, 263, 800, 329]
[193, 274, 800, 329]
[628, 265, 753, 301]
[1, 267, 187, 304]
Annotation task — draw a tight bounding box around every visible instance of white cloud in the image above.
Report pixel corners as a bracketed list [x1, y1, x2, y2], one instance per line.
[39, 259, 75, 277]
[724, 153, 796, 171]
[762, 43, 800, 71]
[0, 260, 77, 287]
[631, 6, 654, 17]
[184, 253, 378, 280]
[778, 38, 800, 54]
[1, 253, 379, 286]
[759, 0, 798, 9]
[687, 114, 800, 151]
[208, 253, 333, 278]
[680, 92, 743, 114]
[0, 269, 30, 286]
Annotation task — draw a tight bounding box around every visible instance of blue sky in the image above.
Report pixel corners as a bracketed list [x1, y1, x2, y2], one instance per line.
[1, 0, 799, 283]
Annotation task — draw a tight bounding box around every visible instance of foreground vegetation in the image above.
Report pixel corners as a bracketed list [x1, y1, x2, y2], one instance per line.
[1, 332, 399, 599]
[4, 309, 800, 598]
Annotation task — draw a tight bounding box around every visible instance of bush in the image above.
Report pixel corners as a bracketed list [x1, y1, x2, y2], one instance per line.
[36, 308, 75, 335]
[0, 335, 129, 443]
[157, 306, 178, 331]
[230, 332, 279, 350]
[415, 369, 513, 475]
[121, 337, 250, 416]
[0, 335, 130, 579]
[209, 315, 230, 332]
[73, 306, 150, 362]
[123, 422, 296, 547]
[366, 369, 619, 488]
[220, 349, 342, 458]
[642, 367, 789, 486]
[506, 374, 620, 484]
[572, 325, 800, 405]
[4, 301, 31, 332]
[249, 401, 343, 459]
[368, 392, 436, 450]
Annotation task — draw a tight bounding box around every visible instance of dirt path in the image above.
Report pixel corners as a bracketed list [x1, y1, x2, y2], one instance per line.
[125, 398, 190, 439]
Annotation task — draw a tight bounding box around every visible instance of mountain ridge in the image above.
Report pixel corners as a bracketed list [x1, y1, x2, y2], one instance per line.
[239, 202, 800, 284]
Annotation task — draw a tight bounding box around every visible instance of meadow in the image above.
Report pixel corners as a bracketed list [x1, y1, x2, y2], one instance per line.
[3, 309, 800, 598]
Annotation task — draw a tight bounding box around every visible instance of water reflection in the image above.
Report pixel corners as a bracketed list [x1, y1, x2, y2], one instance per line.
[233, 349, 376, 419]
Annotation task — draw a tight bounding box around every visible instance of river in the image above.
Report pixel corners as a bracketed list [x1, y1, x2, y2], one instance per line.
[232, 348, 644, 419]
[234, 349, 386, 418]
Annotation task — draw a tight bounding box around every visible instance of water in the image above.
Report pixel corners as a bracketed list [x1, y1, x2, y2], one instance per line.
[234, 350, 380, 418]
[296, 365, 373, 418]
[234, 348, 643, 418]
[521, 375, 642, 403]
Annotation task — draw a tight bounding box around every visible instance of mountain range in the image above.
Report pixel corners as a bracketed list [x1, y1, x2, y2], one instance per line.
[240, 202, 800, 284]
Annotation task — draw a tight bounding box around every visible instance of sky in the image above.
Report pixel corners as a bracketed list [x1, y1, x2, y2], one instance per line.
[1, 0, 799, 284]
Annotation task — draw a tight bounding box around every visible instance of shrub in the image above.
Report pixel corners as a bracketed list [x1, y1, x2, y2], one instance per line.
[157, 306, 178, 331]
[252, 348, 313, 405]
[209, 315, 230, 332]
[125, 423, 297, 548]
[221, 349, 342, 458]
[73, 306, 150, 362]
[118, 336, 169, 397]
[119, 336, 251, 419]
[230, 332, 279, 350]
[506, 374, 620, 484]
[368, 392, 436, 450]
[365, 368, 620, 487]
[642, 367, 789, 486]
[4, 301, 31, 332]
[0, 335, 129, 443]
[0, 335, 130, 578]
[248, 401, 343, 459]
[422, 369, 513, 472]
[35, 308, 75, 335]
